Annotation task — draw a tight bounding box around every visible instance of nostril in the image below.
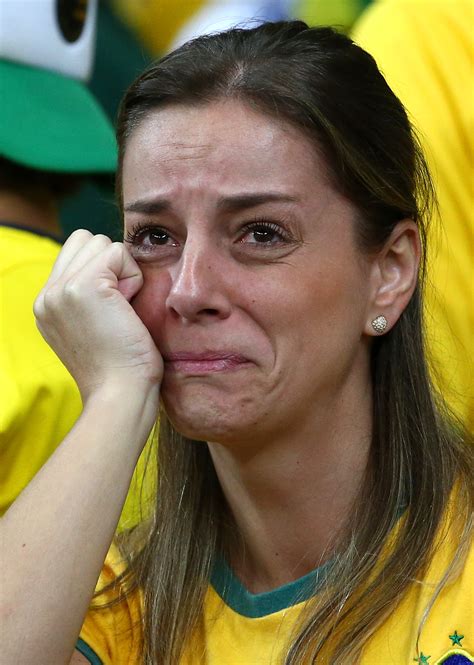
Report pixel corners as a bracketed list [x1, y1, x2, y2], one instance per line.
[200, 308, 220, 316]
[169, 306, 221, 321]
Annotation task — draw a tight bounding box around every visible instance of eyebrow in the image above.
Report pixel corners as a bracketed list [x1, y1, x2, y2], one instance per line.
[123, 192, 299, 215]
[217, 192, 299, 212]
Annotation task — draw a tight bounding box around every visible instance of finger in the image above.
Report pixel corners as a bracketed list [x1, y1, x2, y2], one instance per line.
[72, 242, 144, 302]
[47, 229, 94, 284]
[115, 245, 145, 301]
[59, 233, 113, 283]
[35, 230, 94, 318]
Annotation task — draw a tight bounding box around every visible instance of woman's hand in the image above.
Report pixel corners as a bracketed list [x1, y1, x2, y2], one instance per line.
[34, 229, 163, 405]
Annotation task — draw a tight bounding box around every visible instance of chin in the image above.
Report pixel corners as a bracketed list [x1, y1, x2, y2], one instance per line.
[160, 389, 255, 445]
[160, 372, 271, 444]
[163, 402, 235, 443]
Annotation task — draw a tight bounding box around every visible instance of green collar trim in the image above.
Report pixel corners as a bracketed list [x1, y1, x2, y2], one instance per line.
[211, 557, 331, 619]
[76, 638, 103, 665]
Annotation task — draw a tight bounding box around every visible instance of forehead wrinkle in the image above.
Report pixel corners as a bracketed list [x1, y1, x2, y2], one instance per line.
[145, 143, 213, 169]
[129, 106, 298, 177]
[123, 101, 339, 212]
[139, 122, 282, 165]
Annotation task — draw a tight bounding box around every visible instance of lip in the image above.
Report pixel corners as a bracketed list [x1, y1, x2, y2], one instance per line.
[163, 352, 251, 374]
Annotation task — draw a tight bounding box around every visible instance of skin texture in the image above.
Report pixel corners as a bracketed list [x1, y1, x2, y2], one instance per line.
[122, 100, 420, 589]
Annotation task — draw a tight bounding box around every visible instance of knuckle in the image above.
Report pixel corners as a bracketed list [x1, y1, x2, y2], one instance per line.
[69, 228, 92, 242]
[108, 241, 125, 260]
[41, 284, 63, 310]
[110, 241, 124, 252]
[33, 293, 45, 319]
[62, 279, 82, 301]
[93, 233, 112, 246]
[40, 279, 83, 311]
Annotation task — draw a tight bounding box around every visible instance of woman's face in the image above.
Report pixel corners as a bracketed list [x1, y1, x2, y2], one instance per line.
[122, 100, 375, 445]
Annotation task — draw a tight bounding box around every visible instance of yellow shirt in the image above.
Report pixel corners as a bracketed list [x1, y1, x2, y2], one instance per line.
[0, 225, 82, 514]
[78, 510, 474, 664]
[352, 0, 474, 431]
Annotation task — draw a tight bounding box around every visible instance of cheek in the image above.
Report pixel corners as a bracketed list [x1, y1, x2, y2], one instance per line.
[131, 267, 171, 342]
[292, 260, 370, 337]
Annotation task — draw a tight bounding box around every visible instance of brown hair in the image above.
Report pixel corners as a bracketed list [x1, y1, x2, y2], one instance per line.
[111, 21, 473, 664]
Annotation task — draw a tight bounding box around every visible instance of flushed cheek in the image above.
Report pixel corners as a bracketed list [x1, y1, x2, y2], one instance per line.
[131, 267, 171, 343]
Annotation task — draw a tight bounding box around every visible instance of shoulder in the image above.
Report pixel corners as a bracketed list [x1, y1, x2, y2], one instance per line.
[0, 225, 61, 275]
[77, 543, 143, 665]
[363, 491, 474, 664]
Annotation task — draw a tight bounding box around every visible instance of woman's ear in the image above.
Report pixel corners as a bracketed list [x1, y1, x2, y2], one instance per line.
[365, 220, 421, 336]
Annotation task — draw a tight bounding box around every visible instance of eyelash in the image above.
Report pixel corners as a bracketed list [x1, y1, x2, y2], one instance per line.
[124, 218, 291, 249]
[240, 218, 290, 244]
[125, 223, 171, 247]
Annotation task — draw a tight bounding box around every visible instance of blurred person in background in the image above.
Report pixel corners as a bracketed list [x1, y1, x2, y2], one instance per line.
[60, 0, 152, 238]
[0, 0, 116, 514]
[353, 0, 474, 431]
[297, 0, 374, 32]
[112, 0, 295, 53]
[112, 0, 375, 56]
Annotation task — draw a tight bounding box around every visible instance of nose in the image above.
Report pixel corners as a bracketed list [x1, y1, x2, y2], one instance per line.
[165, 239, 232, 323]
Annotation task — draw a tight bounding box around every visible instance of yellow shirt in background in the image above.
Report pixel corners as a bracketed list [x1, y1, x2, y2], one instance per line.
[352, 0, 474, 431]
[0, 224, 153, 525]
[0, 225, 82, 513]
[111, 0, 206, 54]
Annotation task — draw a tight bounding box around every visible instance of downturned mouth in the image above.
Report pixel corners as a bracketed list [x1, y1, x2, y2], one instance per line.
[163, 352, 251, 373]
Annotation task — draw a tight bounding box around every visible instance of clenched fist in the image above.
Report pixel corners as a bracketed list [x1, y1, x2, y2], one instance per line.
[34, 230, 163, 405]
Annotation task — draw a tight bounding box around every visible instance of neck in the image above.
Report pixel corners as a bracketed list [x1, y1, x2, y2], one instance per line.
[0, 190, 61, 236]
[208, 367, 373, 594]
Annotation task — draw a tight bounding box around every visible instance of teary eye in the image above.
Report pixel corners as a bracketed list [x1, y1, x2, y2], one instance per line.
[125, 225, 177, 247]
[239, 220, 288, 245]
[145, 229, 171, 245]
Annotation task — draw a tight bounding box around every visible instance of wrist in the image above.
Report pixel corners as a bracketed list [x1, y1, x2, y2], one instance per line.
[81, 374, 159, 406]
[81, 379, 160, 451]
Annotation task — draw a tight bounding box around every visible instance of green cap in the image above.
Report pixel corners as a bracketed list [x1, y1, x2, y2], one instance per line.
[0, 59, 117, 174]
